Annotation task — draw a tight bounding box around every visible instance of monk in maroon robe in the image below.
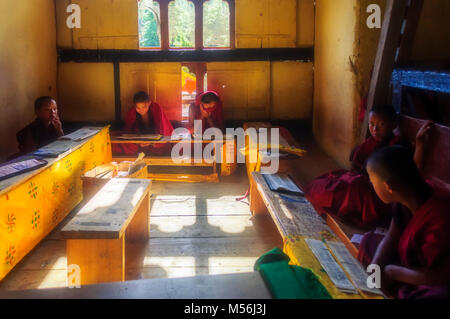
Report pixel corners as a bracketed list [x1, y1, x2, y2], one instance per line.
[112, 91, 174, 156]
[15, 96, 64, 156]
[358, 146, 450, 299]
[304, 104, 411, 229]
[188, 91, 224, 134]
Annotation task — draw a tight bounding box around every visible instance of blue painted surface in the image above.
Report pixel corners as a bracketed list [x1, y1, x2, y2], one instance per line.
[392, 69, 450, 94]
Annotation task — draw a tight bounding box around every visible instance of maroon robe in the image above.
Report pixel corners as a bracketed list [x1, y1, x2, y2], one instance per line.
[112, 102, 174, 156]
[16, 118, 64, 155]
[304, 135, 407, 229]
[358, 186, 450, 299]
[189, 91, 224, 133]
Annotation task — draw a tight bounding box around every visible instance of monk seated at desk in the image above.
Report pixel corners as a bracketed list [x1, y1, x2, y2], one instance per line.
[14, 96, 64, 156]
[359, 146, 450, 299]
[112, 91, 174, 156]
[304, 104, 430, 230]
[188, 91, 224, 134]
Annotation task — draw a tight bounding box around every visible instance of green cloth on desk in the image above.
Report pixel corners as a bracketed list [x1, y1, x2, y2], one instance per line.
[254, 248, 332, 299]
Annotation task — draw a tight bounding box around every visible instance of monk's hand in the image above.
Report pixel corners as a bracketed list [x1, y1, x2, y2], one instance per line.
[200, 107, 211, 119]
[416, 120, 433, 148]
[51, 115, 63, 134]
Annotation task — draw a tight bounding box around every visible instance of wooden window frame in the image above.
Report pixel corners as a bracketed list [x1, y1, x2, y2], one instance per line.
[139, 0, 235, 50]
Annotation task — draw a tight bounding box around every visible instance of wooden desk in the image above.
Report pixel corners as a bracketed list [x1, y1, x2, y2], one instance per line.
[242, 122, 304, 181]
[0, 272, 271, 299]
[0, 127, 112, 281]
[61, 178, 152, 285]
[111, 136, 235, 183]
[250, 172, 382, 299]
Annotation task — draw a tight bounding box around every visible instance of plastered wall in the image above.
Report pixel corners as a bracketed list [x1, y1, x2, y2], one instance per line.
[313, 0, 449, 168]
[56, 0, 315, 123]
[0, 0, 57, 161]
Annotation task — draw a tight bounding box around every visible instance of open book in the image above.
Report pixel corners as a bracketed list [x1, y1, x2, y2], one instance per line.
[59, 127, 100, 141]
[262, 173, 304, 196]
[0, 157, 48, 181]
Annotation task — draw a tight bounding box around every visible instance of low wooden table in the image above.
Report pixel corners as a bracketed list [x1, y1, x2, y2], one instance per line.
[111, 136, 230, 183]
[61, 178, 152, 285]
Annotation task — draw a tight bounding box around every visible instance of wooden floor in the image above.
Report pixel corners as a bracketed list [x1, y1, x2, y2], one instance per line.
[0, 164, 283, 291]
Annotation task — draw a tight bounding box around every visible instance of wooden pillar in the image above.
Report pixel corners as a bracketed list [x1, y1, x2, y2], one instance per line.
[359, 0, 410, 143]
[396, 0, 424, 67]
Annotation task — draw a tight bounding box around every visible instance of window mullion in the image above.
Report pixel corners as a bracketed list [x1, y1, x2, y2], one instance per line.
[195, 1, 203, 50]
[227, 0, 236, 49]
[159, 0, 170, 50]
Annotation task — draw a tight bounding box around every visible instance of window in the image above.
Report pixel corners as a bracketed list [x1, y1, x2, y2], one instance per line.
[138, 0, 161, 48]
[138, 0, 235, 50]
[181, 63, 207, 121]
[181, 65, 197, 120]
[203, 0, 230, 48]
[169, 0, 195, 48]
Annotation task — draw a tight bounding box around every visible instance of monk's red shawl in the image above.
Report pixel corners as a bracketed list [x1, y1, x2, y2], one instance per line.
[112, 102, 173, 155]
[191, 91, 224, 133]
[304, 135, 406, 229]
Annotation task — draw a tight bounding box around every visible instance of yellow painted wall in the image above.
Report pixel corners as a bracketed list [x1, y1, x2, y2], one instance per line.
[120, 63, 182, 121]
[56, 0, 315, 49]
[271, 62, 313, 120]
[55, 0, 316, 123]
[56, 0, 139, 49]
[0, 0, 57, 161]
[57, 63, 116, 122]
[236, 0, 314, 47]
[208, 62, 271, 120]
[313, 0, 359, 168]
[313, 0, 448, 168]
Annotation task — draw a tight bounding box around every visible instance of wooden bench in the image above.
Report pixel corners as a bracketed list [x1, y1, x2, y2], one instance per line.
[250, 172, 381, 299]
[61, 178, 152, 285]
[397, 114, 450, 190]
[328, 114, 450, 257]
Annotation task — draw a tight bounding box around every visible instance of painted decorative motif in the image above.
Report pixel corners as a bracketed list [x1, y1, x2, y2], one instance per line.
[51, 209, 60, 225]
[80, 161, 86, 174]
[28, 181, 38, 199]
[31, 210, 41, 230]
[6, 213, 16, 234]
[0, 127, 110, 280]
[65, 159, 73, 173]
[68, 182, 76, 196]
[89, 141, 95, 153]
[5, 245, 16, 266]
[52, 182, 60, 196]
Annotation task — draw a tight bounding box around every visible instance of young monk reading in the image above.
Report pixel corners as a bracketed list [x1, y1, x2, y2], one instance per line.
[188, 91, 224, 134]
[304, 104, 412, 229]
[359, 146, 450, 299]
[112, 91, 174, 155]
[16, 96, 64, 155]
